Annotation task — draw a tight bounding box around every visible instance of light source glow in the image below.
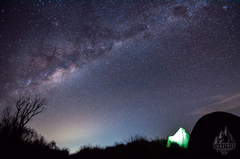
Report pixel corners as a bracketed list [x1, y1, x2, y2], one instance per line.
[167, 127, 190, 148]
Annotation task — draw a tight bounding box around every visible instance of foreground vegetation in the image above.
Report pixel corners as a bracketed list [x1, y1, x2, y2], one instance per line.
[69, 135, 187, 159]
[0, 94, 69, 159]
[0, 129, 187, 159]
[0, 127, 69, 159]
[0, 94, 187, 158]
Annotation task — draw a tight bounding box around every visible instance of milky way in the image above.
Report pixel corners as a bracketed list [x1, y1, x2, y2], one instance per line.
[1, 1, 240, 153]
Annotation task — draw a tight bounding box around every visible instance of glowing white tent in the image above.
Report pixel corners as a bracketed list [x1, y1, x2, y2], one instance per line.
[167, 127, 190, 148]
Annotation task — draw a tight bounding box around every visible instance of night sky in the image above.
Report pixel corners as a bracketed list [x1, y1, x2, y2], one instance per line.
[0, 0, 240, 153]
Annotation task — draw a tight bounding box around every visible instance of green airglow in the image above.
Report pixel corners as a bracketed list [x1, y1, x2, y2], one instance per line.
[167, 127, 190, 148]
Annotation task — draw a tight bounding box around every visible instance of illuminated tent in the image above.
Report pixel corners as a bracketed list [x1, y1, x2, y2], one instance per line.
[167, 127, 190, 148]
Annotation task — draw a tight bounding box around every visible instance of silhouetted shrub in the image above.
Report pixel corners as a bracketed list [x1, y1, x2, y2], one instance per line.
[0, 94, 69, 159]
[69, 135, 187, 159]
[70, 145, 104, 159]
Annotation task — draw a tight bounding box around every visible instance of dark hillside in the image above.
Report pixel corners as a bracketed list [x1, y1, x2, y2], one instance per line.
[69, 136, 187, 159]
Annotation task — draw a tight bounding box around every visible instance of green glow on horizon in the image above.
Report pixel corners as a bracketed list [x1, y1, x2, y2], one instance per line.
[167, 127, 190, 148]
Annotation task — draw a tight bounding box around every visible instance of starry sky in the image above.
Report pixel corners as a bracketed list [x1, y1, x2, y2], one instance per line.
[0, 0, 240, 153]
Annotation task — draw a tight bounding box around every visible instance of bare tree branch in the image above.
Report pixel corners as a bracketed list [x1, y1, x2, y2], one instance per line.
[1, 93, 47, 141]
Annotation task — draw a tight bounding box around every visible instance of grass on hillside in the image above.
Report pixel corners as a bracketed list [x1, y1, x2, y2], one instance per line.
[69, 135, 187, 159]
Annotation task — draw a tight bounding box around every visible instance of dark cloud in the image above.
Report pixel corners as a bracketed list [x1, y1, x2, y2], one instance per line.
[173, 6, 188, 17]
[123, 24, 148, 38]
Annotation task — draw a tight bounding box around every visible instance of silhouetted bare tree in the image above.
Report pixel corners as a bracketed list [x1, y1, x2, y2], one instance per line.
[1, 93, 47, 141]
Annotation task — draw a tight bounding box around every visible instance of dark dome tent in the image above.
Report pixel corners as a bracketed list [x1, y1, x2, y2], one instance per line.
[187, 111, 240, 158]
